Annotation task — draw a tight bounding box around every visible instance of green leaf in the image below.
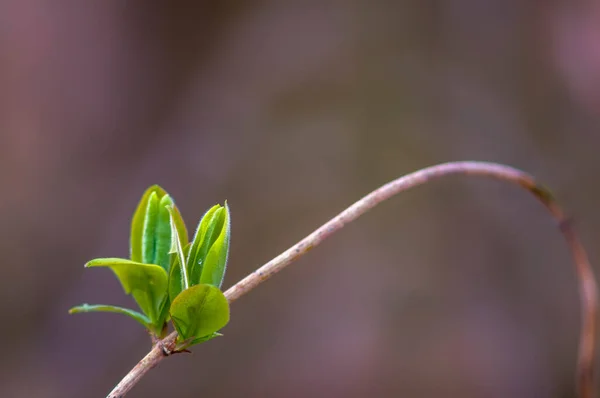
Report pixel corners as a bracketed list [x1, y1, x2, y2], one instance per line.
[167, 201, 188, 252]
[131, 185, 167, 263]
[130, 185, 187, 273]
[153, 195, 174, 270]
[168, 255, 183, 304]
[142, 191, 160, 264]
[167, 206, 189, 289]
[186, 332, 223, 348]
[170, 284, 230, 341]
[155, 295, 171, 336]
[168, 243, 191, 303]
[68, 304, 151, 329]
[199, 202, 230, 288]
[86, 258, 168, 323]
[188, 205, 226, 285]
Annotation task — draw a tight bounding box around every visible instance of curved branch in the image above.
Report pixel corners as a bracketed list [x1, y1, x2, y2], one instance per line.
[107, 161, 598, 398]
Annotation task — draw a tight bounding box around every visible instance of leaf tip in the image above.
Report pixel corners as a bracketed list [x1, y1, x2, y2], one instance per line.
[147, 184, 166, 194]
[68, 304, 87, 314]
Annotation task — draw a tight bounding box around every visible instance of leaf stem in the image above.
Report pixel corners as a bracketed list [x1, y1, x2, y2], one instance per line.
[106, 161, 598, 398]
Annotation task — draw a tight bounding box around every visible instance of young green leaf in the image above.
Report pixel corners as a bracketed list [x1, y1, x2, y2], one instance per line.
[169, 284, 230, 341]
[184, 332, 223, 348]
[199, 202, 230, 288]
[131, 185, 167, 263]
[188, 205, 226, 285]
[167, 206, 189, 289]
[153, 195, 174, 270]
[141, 191, 159, 264]
[168, 243, 191, 303]
[168, 255, 183, 304]
[68, 304, 151, 329]
[130, 185, 188, 272]
[154, 295, 171, 336]
[167, 201, 188, 251]
[86, 258, 168, 323]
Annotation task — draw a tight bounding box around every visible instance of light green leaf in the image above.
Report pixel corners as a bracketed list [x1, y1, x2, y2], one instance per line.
[86, 258, 168, 323]
[131, 185, 167, 263]
[188, 205, 226, 285]
[68, 304, 151, 329]
[167, 206, 189, 289]
[168, 200, 188, 249]
[168, 243, 191, 303]
[186, 332, 223, 348]
[199, 202, 230, 288]
[170, 284, 230, 341]
[130, 185, 187, 273]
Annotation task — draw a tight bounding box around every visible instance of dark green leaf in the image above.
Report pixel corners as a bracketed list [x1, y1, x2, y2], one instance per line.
[199, 202, 230, 288]
[131, 185, 167, 263]
[142, 191, 159, 264]
[168, 256, 183, 304]
[68, 304, 151, 329]
[153, 195, 174, 270]
[155, 295, 171, 336]
[170, 284, 230, 341]
[86, 258, 168, 322]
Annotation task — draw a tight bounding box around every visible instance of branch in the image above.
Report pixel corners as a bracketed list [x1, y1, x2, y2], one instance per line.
[107, 161, 598, 398]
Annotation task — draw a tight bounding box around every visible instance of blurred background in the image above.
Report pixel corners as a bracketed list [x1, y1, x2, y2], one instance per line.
[1, 1, 600, 397]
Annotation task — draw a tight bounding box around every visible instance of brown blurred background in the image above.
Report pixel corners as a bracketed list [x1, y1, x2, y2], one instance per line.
[1, 1, 600, 397]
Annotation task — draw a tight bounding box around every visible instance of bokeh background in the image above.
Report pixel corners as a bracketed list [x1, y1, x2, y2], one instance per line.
[1, 1, 600, 397]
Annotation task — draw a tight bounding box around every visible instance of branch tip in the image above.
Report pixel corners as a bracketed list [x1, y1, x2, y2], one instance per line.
[106, 161, 597, 398]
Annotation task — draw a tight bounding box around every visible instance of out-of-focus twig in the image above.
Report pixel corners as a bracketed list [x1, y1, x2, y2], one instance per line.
[107, 161, 598, 398]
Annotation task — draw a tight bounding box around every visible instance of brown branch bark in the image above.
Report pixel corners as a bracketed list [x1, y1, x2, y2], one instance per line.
[107, 161, 598, 398]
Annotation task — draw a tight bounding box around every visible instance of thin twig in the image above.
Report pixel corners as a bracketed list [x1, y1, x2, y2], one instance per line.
[107, 161, 597, 398]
